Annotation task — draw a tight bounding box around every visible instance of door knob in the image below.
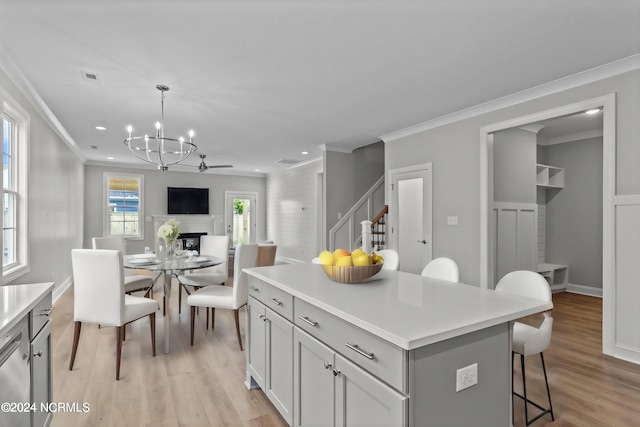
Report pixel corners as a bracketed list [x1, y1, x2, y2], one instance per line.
[417, 239, 427, 244]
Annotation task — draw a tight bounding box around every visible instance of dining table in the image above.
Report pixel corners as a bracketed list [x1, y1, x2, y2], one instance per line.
[124, 253, 224, 353]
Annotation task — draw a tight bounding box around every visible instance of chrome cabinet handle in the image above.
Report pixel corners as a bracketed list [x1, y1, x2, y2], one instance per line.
[417, 239, 427, 244]
[345, 343, 374, 360]
[297, 316, 318, 327]
[249, 286, 260, 292]
[34, 351, 43, 358]
[37, 308, 52, 316]
[333, 368, 341, 377]
[324, 362, 332, 370]
[269, 298, 282, 306]
[259, 314, 267, 322]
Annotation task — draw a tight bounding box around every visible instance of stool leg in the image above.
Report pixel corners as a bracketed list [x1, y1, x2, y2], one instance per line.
[511, 351, 515, 426]
[540, 353, 555, 421]
[521, 354, 529, 425]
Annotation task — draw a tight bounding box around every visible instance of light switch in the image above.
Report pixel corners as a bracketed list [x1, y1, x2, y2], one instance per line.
[447, 216, 459, 226]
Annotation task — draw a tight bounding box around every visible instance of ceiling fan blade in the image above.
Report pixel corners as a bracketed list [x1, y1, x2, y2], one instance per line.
[207, 165, 234, 169]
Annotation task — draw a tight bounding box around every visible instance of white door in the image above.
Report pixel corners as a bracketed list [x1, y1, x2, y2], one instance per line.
[225, 191, 257, 246]
[389, 164, 432, 274]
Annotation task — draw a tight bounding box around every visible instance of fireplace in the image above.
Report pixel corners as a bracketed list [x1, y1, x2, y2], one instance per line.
[177, 232, 207, 253]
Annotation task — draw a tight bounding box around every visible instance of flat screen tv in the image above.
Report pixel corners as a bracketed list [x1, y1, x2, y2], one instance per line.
[167, 187, 209, 215]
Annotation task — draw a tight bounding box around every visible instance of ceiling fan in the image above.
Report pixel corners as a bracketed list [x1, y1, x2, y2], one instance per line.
[196, 154, 233, 172]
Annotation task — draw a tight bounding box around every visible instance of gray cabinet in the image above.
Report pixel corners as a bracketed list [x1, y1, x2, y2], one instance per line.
[293, 328, 407, 427]
[247, 295, 293, 425]
[30, 290, 52, 427]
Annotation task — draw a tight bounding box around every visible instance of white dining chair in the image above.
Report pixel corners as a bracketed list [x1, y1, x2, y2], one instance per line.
[495, 270, 555, 425]
[421, 257, 459, 282]
[177, 235, 230, 314]
[187, 243, 259, 350]
[377, 249, 399, 270]
[92, 236, 157, 297]
[69, 249, 159, 380]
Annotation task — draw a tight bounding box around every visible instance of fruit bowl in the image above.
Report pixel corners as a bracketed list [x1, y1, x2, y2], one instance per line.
[321, 263, 383, 284]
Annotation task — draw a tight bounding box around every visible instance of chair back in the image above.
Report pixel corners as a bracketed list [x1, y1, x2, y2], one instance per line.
[257, 243, 277, 267]
[495, 270, 553, 355]
[92, 236, 126, 253]
[232, 243, 259, 307]
[196, 235, 230, 278]
[421, 257, 459, 282]
[71, 249, 125, 326]
[495, 270, 552, 302]
[377, 249, 399, 270]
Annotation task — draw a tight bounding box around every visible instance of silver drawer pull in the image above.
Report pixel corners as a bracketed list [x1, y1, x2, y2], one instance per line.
[324, 362, 332, 370]
[333, 368, 341, 377]
[37, 309, 52, 316]
[249, 286, 260, 292]
[345, 343, 374, 360]
[269, 298, 282, 306]
[297, 316, 318, 327]
[34, 351, 43, 358]
[259, 314, 267, 322]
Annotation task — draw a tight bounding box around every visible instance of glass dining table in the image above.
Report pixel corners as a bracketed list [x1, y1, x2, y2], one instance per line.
[124, 254, 224, 353]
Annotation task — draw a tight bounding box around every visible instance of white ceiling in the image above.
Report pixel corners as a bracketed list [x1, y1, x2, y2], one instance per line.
[0, 0, 638, 175]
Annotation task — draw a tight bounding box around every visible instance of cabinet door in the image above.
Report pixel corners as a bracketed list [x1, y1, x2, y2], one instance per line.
[334, 354, 407, 427]
[247, 296, 266, 389]
[31, 321, 52, 427]
[293, 328, 335, 427]
[266, 308, 293, 425]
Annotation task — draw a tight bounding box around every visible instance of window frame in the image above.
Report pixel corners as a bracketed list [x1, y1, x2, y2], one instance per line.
[2, 92, 30, 284]
[103, 172, 144, 240]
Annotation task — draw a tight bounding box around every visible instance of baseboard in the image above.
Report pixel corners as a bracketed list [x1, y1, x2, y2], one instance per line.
[52, 276, 73, 304]
[565, 283, 603, 298]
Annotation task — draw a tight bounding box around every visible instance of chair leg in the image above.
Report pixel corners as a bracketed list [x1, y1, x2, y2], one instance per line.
[178, 284, 183, 314]
[521, 354, 528, 425]
[123, 324, 126, 341]
[116, 326, 124, 380]
[234, 309, 243, 351]
[211, 308, 215, 329]
[68, 321, 82, 370]
[206, 307, 209, 330]
[511, 351, 515, 426]
[150, 312, 156, 357]
[540, 353, 555, 421]
[190, 305, 196, 346]
[163, 295, 166, 316]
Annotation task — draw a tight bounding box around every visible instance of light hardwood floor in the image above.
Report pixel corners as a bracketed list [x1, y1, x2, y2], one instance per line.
[50, 284, 640, 427]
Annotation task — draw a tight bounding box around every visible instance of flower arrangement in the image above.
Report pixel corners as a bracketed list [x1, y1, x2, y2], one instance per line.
[157, 219, 180, 244]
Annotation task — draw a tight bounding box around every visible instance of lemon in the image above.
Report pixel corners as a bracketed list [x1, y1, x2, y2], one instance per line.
[318, 250, 334, 266]
[335, 255, 353, 266]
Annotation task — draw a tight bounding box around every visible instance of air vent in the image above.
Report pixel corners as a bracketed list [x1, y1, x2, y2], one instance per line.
[81, 71, 100, 84]
[276, 158, 301, 165]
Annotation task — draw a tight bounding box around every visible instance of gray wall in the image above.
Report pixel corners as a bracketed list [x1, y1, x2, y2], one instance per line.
[385, 69, 640, 287]
[544, 138, 603, 288]
[0, 68, 84, 293]
[84, 165, 266, 255]
[324, 141, 385, 246]
[493, 128, 537, 204]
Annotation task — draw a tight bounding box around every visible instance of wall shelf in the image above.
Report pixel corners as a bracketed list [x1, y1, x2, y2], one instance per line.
[537, 263, 568, 290]
[536, 164, 564, 189]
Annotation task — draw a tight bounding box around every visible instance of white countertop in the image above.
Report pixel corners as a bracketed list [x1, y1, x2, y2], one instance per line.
[0, 282, 54, 335]
[245, 264, 553, 350]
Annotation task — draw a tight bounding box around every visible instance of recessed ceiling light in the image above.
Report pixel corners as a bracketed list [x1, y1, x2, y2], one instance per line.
[106, 156, 114, 160]
[255, 169, 260, 172]
[95, 126, 107, 131]
[585, 108, 601, 115]
[301, 151, 308, 155]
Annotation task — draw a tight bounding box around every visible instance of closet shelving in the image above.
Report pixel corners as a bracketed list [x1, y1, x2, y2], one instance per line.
[536, 164, 564, 189]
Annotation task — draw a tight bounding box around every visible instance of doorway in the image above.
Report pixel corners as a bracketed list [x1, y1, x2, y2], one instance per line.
[388, 163, 432, 274]
[225, 191, 258, 247]
[479, 94, 616, 356]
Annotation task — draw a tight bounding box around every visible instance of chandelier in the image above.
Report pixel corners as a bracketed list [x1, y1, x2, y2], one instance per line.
[124, 84, 197, 171]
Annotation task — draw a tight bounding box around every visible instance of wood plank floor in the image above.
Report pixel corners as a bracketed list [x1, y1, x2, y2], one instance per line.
[50, 284, 640, 427]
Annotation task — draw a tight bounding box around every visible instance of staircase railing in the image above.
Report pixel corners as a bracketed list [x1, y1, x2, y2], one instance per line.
[328, 176, 385, 252]
[370, 205, 388, 251]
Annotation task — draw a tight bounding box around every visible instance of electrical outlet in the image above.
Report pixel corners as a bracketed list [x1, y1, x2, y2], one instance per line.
[456, 363, 478, 392]
[447, 216, 459, 226]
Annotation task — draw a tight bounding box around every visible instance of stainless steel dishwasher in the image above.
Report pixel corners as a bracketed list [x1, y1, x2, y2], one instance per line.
[0, 317, 31, 427]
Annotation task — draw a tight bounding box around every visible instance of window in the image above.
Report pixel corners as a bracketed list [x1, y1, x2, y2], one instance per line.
[103, 173, 144, 239]
[2, 94, 29, 282]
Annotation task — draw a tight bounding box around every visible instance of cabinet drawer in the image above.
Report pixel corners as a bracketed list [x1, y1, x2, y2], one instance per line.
[294, 298, 406, 393]
[248, 277, 293, 322]
[30, 291, 52, 340]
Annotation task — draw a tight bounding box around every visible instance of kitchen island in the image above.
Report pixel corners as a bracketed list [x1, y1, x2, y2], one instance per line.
[244, 263, 552, 427]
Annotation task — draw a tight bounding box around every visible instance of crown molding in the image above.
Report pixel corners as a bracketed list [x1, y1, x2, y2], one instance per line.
[0, 43, 86, 162]
[381, 53, 640, 143]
